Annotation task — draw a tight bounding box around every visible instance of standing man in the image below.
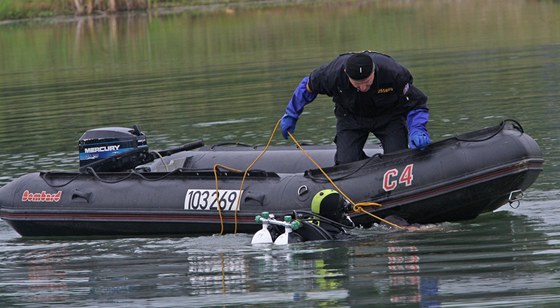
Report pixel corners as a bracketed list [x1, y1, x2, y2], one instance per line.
[280, 51, 430, 165]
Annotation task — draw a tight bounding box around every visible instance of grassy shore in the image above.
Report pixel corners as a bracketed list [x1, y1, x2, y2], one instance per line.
[0, 0, 270, 21]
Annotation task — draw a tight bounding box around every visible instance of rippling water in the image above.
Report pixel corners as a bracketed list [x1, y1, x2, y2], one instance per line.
[1, 0, 560, 306]
[2, 199, 560, 307]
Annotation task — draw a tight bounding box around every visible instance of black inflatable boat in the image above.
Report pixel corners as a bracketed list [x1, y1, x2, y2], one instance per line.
[0, 120, 544, 238]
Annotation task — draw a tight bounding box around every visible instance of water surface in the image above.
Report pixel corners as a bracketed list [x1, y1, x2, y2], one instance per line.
[1, 0, 559, 306]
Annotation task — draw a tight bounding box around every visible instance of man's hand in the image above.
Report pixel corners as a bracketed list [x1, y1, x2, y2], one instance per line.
[407, 108, 430, 150]
[409, 130, 430, 150]
[281, 114, 298, 139]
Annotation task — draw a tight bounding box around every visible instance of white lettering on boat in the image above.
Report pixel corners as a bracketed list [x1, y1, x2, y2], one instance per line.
[184, 189, 242, 211]
[21, 190, 62, 202]
[383, 164, 414, 192]
[84, 145, 120, 153]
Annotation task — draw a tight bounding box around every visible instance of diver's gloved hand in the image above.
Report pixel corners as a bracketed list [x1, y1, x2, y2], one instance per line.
[281, 114, 298, 139]
[408, 129, 431, 150]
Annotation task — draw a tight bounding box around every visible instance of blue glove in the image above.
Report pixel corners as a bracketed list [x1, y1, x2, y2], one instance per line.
[407, 108, 430, 150]
[285, 76, 317, 117]
[280, 76, 317, 140]
[281, 114, 297, 139]
[409, 130, 430, 149]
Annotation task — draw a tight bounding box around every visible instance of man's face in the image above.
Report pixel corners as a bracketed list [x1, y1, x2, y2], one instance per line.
[348, 72, 375, 92]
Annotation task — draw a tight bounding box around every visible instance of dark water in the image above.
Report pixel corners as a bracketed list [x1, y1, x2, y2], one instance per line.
[1, 0, 560, 306]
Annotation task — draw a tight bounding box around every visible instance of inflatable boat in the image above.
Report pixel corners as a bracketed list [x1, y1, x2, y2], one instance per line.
[0, 120, 544, 238]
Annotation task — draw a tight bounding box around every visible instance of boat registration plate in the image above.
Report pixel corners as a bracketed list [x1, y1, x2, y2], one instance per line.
[184, 189, 243, 211]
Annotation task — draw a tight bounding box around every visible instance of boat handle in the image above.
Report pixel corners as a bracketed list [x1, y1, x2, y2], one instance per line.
[71, 189, 92, 203]
[508, 189, 524, 209]
[298, 185, 308, 196]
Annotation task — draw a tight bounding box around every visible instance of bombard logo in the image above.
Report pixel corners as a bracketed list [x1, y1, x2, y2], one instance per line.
[22, 190, 62, 203]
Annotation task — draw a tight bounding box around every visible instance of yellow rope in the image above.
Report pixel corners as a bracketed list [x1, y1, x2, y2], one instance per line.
[213, 164, 242, 235]
[211, 117, 403, 233]
[212, 120, 281, 234]
[233, 119, 281, 233]
[286, 131, 404, 230]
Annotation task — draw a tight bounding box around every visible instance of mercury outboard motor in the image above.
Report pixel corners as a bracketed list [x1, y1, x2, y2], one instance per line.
[79, 126, 150, 172]
[78, 125, 204, 173]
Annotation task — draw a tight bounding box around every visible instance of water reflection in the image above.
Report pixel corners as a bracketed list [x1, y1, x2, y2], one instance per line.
[0, 209, 559, 306]
[345, 210, 560, 306]
[25, 250, 71, 303]
[386, 244, 440, 306]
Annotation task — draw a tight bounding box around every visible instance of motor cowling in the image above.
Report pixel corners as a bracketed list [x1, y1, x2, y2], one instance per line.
[78, 126, 149, 172]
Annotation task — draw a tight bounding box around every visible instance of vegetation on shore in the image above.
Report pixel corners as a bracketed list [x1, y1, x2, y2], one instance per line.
[0, 0, 251, 21]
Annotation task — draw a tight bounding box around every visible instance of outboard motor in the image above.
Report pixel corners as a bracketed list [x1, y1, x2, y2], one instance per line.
[78, 126, 149, 172]
[78, 125, 204, 173]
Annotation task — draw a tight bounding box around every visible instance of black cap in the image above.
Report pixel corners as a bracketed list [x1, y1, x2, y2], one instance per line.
[345, 53, 374, 80]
